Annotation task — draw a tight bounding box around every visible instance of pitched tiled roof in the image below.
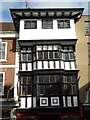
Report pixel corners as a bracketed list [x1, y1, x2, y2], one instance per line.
[0, 22, 15, 31]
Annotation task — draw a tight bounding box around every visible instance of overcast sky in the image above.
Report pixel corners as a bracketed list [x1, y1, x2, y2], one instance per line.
[0, 0, 90, 22]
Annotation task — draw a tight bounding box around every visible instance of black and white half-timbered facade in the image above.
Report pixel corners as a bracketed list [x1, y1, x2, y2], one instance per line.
[10, 8, 84, 120]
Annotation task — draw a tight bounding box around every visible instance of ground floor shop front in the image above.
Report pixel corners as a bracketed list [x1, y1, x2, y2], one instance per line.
[16, 106, 84, 120]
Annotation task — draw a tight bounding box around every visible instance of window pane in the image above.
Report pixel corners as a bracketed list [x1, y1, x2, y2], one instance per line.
[26, 86, 32, 95]
[57, 20, 70, 29]
[49, 51, 53, 59]
[0, 43, 6, 60]
[43, 75, 49, 83]
[85, 22, 90, 36]
[69, 52, 75, 60]
[38, 75, 43, 83]
[38, 51, 43, 60]
[65, 53, 69, 60]
[0, 43, 5, 50]
[57, 20, 64, 28]
[44, 52, 48, 59]
[0, 74, 3, 82]
[37, 46, 42, 51]
[42, 20, 53, 29]
[21, 85, 25, 95]
[63, 84, 77, 95]
[48, 45, 52, 50]
[38, 85, 45, 95]
[43, 45, 47, 50]
[24, 21, 37, 29]
[50, 75, 54, 83]
[64, 20, 70, 28]
[54, 51, 59, 58]
[53, 45, 58, 50]
[21, 54, 27, 61]
[28, 54, 32, 61]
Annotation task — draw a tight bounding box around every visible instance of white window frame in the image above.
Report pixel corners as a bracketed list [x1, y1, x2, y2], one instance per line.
[0, 42, 7, 61]
[0, 72, 5, 95]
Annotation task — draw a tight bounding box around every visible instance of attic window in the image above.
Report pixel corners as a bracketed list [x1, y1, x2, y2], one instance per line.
[24, 20, 37, 29]
[57, 20, 70, 29]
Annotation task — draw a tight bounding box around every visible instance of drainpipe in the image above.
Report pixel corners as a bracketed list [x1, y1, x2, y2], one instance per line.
[7, 86, 14, 101]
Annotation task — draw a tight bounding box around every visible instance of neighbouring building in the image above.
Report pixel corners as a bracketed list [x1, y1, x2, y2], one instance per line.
[1, 7, 90, 120]
[75, 15, 90, 120]
[0, 22, 19, 119]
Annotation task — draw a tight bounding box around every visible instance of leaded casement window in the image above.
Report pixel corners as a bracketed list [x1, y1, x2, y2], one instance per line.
[42, 19, 53, 29]
[20, 47, 32, 71]
[61, 46, 76, 70]
[0, 42, 7, 61]
[62, 75, 78, 95]
[35, 74, 61, 96]
[36, 45, 76, 70]
[20, 45, 76, 71]
[19, 74, 79, 107]
[20, 76, 33, 96]
[57, 20, 70, 29]
[0, 72, 5, 95]
[24, 20, 37, 29]
[85, 21, 90, 36]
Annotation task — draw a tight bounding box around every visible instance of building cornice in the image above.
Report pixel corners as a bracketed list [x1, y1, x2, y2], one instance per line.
[10, 8, 84, 31]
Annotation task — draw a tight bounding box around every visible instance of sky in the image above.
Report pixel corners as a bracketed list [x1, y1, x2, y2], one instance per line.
[0, 0, 90, 22]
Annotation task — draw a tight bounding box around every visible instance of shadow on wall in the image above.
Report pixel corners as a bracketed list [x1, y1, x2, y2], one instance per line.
[79, 82, 90, 103]
[3, 85, 14, 99]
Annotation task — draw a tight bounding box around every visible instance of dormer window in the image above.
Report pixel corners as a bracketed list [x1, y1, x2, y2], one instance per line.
[24, 20, 37, 29]
[57, 20, 70, 29]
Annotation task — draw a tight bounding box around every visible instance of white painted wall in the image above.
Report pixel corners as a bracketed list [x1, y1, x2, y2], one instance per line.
[19, 19, 76, 40]
[14, 42, 19, 100]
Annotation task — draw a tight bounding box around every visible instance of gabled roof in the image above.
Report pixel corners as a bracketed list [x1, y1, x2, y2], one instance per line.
[10, 8, 84, 31]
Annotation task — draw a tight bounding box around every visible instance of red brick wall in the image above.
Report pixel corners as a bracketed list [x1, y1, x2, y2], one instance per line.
[0, 68, 15, 98]
[0, 39, 16, 65]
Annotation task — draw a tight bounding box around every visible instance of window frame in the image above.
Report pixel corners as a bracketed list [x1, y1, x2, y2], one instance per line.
[24, 20, 37, 29]
[62, 75, 78, 95]
[57, 20, 70, 29]
[0, 42, 7, 61]
[42, 19, 53, 29]
[0, 72, 5, 95]
[85, 21, 90, 36]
